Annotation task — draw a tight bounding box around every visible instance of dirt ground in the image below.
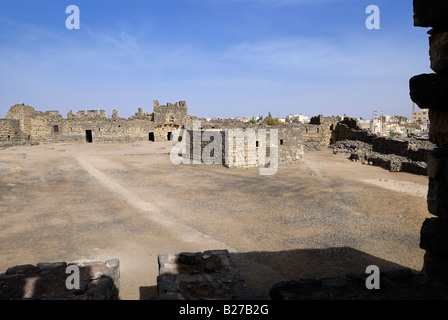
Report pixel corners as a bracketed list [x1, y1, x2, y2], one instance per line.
[0, 141, 432, 299]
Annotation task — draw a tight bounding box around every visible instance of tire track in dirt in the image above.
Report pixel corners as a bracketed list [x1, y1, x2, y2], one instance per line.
[73, 152, 236, 251]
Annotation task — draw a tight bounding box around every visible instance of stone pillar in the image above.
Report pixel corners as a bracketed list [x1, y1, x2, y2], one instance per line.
[410, 0, 448, 279]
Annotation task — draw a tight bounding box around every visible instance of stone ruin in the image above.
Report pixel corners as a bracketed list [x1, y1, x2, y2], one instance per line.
[0, 100, 190, 146]
[330, 118, 434, 175]
[2, 1, 448, 301]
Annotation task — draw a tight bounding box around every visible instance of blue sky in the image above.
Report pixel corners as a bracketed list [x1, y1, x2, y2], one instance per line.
[0, 0, 432, 119]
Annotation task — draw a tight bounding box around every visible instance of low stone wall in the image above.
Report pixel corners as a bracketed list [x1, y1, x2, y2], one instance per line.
[0, 260, 120, 300]
[156, 250, 250, 300]
[331, 136, 434, 175]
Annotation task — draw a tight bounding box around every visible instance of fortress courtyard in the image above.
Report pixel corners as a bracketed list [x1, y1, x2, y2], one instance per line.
[0, 141, 431, 299]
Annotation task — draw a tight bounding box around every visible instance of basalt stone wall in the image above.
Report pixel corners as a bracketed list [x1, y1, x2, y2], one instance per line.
[410, 0, 448, 279]
[332, 122, 375, 144]
[0, 260, 120, 300]
[156, 250, 250, 300]
[331, 123, 434, 175]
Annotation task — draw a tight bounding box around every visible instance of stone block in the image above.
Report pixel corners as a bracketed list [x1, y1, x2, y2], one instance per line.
[420, 218, 448, 257]
[409, 74, 448, 111]
[428, 177, 448, 218]
[270, 278, 320, 300]
[422, 252, 448, 278]
[178, 252, 200, 265]
[426, 145, 448, 178]
[429, 109, 448, 145]
[413, 0, 448, 29]
[430, 31, 448, 73]
[380, 269, 415, 284]
[5, 264, 38, 275]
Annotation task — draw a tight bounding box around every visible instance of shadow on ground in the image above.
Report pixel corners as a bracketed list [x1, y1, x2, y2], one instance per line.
[140, 246, 448, 300]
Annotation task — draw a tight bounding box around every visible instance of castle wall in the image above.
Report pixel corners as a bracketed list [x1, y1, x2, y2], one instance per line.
[153, 100, 187, 127]
[0, 101, 191, 144]
[0, 119, 21, 142]
[43, 119, 156, 143]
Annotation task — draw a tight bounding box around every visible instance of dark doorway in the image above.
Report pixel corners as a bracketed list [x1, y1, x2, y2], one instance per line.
[167, 132, 172, 141]
[86, 130, 93, 143]
[149, 132, 155, 142]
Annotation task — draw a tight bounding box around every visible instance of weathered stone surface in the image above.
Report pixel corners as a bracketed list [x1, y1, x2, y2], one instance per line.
[422, 252, 448, 278]
[381, 269, 415, 283]
[156, 250, 250, 300]
[429, 109, 448, 145]
[410, 74, 448, 111]
[427, 177, 448, 218]
[420, 218, 448, 257]
[36, 262, 67, 270]
[430, 31, 448, 73]
[5, 264, 38, 275]
[426, 145, 448, 176]
[178, 252, 200, 265]
[413, 0, 448, 29]
[204, 262, 216, 273]
[270, 278, 320, 300]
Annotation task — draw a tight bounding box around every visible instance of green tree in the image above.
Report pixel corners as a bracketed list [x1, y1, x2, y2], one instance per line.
[263, 112, 282, 126]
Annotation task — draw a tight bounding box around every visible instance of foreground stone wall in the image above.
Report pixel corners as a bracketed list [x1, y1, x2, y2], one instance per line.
[156, 250, 250, 300]
[0, 260, 120, 300]
[410, 0, 448, 279]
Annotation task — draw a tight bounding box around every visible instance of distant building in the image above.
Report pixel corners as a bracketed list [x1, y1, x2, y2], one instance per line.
[412, 109, 429, 123]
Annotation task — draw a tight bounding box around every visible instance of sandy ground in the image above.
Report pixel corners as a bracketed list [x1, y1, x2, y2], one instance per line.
[0, 142, 432, 299]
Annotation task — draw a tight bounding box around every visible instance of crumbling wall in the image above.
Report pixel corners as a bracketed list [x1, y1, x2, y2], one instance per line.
[0, 119, 21, 142]
[331, 117, 435, 175]
[0, 101, 191, 144]
[153, 100, 187, 127]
